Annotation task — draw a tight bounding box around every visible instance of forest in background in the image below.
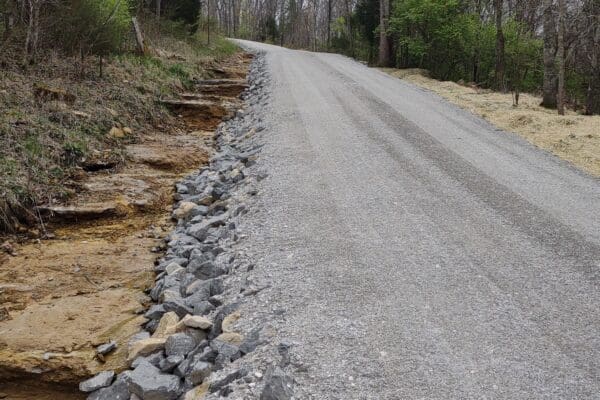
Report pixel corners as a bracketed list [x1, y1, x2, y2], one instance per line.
[0, 0, 598, 230]
[223, 0, 599, 116]
[3, 1, 598, 115]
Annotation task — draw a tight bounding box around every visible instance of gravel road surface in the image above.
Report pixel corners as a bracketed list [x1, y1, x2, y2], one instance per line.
[234, 40, 600, 399]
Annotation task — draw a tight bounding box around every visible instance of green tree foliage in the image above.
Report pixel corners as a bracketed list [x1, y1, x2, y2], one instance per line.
[376, 0, 544, 92]
[168, 0, 201, 32]
[260, 16, 280, 43]
[62, 0, 132, 56]
[355, 0, 379, 63]
[331, 16, 352, 51]
[388, 0, 475, 79]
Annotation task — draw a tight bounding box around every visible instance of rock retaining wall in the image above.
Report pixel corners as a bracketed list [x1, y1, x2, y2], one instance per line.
[81, 53, 293, 400]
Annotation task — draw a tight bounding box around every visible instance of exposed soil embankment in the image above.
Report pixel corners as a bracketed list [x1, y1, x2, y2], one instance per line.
[0, 52, 252, 399]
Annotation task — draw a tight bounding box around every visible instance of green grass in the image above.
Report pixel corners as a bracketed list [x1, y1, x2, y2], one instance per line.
[0, 26, 241, 231]
[193, 36, 240, 59]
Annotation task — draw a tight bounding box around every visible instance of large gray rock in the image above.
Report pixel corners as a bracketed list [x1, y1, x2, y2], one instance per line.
[187, 260, 227, 280]
[144, 304, 166, 320]
[131, 351, 165, 369]
[185, 360, 212, 386]
[260, 367, 294, 400]
[188, 249, 213, 265]
[210, 339, 241, 369]
[159, 355, 184, 373]
[165, 332, 197, 357]
[87, 373, 129, 400]
[80, 370, 115, 392]
[126, 360, 182, 400]
[209, 367, 248, 393]
[185, 278, 212, 296]
[186, 214, 229, 241]
[163, 296, 193, 318]
[128, 331, 151, 345]
[156, 257, 188, 272]
[193, 300, 216, 316]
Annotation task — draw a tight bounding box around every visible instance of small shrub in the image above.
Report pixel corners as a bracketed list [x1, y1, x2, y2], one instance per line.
[62, 140, 86, 165]
[61, 0, 132, 56]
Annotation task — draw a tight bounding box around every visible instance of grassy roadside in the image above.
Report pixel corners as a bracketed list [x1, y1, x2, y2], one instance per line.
[0, 24, 239, 233]
[381, 68, 600, 177]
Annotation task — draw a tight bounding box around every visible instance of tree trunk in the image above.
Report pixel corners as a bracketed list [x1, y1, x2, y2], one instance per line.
[586, 6, 600, 115]
[207, 0, 211, 45]
[556, 0, 565, 115]
[378, 0, 392, 66]
[313, 0, 318, 50]
[472, 0, 482, 83]
[327, 0, 332, 49]
[23, 0, 41, 65]
[494, 0, 505, 91]
[344, 0, 354, 57]
[3, 9, 14, 40]
[132, 17, 146, 55]
[542, 0, 558, 108]
[279, 0, 284, 46]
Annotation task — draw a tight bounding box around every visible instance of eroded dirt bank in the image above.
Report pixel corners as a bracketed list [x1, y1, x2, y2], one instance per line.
[0, 53, 252, 399]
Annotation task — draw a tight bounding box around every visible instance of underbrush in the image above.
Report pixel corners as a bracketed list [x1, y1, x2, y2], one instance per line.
[0, 25, 240, 232]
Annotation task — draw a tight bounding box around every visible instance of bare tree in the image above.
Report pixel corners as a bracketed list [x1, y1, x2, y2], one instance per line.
[472, 0, 483, 83]
[542, 0, 558, 108]
[327, 0, 332, 48]
[557, 0, 565, 114]
[3, 0, 16, 40]
[583, 0, 599, 114]
[23, 0, 42, 65]
[378, 0, 391, 66]
[494, 0, 506, 91]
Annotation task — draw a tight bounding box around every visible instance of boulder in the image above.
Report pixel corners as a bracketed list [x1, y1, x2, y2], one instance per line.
[260, 367, 293, 400]
[185, 360, 212, 386]
[183, 382, 210, 400]
[192, 301, 215, 316]
[127, 338, 167, 364]
[178, 315, 212, 330]
[107, 127, 127, 139]
[165, 332, 197, 357]
[159, 355, 184, 373]
[152, 311, 180, 338]
[126, 360, 182, 400]
[144, 304, 166, 320]
[221, 312, 240, 333]
[86, 373, 129, 400]
[208, 367, 248, 394]
[186, 214, 229, 241]
[214, 332, 244, 346]
[165, 262, 185, 276]
[173, 202, 197, 220]
[132, 352, 165, 369]
[79, 371, 115, 392]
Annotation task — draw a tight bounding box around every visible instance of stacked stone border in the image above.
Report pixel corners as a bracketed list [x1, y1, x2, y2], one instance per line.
[80, 52, 293, 400]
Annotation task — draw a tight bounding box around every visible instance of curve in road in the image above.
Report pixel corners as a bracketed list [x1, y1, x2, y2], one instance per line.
[235, 40, 600, 399]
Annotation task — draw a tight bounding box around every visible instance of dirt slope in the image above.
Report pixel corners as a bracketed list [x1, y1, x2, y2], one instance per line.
[0, 53, 251, 399]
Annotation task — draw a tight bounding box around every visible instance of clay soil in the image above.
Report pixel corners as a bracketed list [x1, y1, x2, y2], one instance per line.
[381, 68, 600, 177]
[0, 53, 251, 399]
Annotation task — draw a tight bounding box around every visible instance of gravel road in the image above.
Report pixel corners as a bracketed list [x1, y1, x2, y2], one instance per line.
[233, 40, 600, 399]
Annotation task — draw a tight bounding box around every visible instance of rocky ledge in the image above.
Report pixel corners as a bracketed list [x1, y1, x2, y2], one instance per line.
[80, 53, 294, 400]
